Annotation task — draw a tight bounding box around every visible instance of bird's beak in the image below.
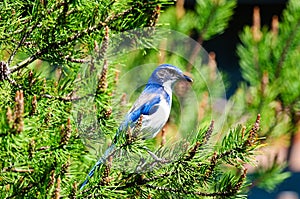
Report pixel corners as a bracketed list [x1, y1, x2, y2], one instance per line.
[183, 74, 193, 83]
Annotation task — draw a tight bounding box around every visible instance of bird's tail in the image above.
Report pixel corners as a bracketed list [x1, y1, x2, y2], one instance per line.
[80, 143, 116, 190]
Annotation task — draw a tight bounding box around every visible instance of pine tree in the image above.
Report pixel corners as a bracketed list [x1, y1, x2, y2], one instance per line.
[0, 0, 297, 198]
[229, 0, 300, 191]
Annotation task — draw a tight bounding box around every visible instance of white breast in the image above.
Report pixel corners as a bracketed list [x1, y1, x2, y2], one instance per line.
[140, 94, 171, 139]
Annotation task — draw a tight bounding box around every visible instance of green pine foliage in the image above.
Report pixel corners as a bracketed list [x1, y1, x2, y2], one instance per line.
[186, 0, 236, 41]
[234, 0, 300, 135]
[0, 0, 174, 198]
[79, 117, 262, 198]
[159, 0, 236, 42]
[0, 0, 298, 198]
[230, 0, 300, 191]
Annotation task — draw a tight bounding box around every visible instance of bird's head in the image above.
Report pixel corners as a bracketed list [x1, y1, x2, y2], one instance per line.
[148, 64, 193, 88]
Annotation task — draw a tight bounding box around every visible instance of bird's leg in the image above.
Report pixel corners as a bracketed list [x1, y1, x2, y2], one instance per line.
[135, 158, 147, 173]
[142, 147, 170, 164]
[134, 147, 170, 172]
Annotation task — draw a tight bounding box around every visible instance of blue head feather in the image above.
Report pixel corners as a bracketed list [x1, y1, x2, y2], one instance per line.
[147, 64, 192, 86]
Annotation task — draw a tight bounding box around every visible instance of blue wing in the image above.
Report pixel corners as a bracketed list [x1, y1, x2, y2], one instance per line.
[118, 84, 170, 134]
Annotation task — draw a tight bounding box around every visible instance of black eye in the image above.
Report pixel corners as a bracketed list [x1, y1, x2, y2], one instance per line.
[167, 68, 177, 78]
[157, 69, 168, 79]
[157, 68, 177, 80]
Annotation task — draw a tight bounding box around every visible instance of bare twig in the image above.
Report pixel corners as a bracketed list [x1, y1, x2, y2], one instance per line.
[2, 167, 34, 173]
[7, 22, 38, 66]
[41, 93, 93, 102]
[65, 56, 89, 63]
[10, 51, 42, 73]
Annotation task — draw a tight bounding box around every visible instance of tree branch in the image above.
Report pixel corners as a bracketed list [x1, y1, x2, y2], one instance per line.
[275, 20, 300, 78]
[8, 6, 134, 75]
[146, 184, 238, 197]
[10, 51, 42, 73]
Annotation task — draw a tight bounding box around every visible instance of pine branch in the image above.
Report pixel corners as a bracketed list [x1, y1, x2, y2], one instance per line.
[7, 22, 38, 66]
[145, 183, 243, 197]
[8, 5, 135, 75]
[41, 93, 92, 102]
[275, 19, 300, 78]
[10, 51, 43, 73]
[185, 120, 214, 161]
[62, 52, 89, 63]
[2, 167, 34, 173]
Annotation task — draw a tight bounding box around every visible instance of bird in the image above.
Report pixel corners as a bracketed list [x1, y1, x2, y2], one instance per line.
[80, 64, 193, 190]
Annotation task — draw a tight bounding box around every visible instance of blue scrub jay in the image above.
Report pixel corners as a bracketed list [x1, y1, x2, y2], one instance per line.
[80, 64, 193, 190]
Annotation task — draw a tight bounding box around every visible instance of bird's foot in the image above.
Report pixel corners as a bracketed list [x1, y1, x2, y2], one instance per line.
[147, 150, 170, 164]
